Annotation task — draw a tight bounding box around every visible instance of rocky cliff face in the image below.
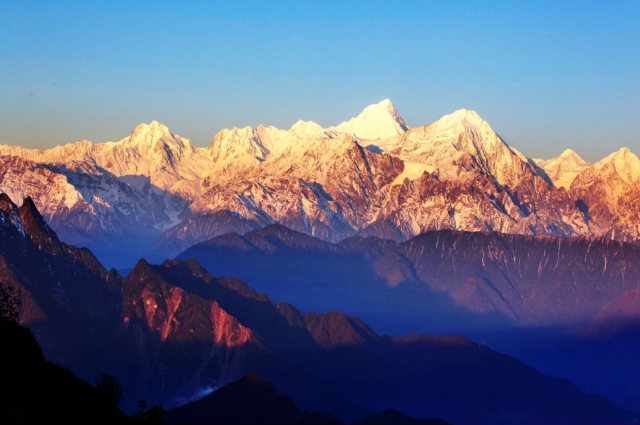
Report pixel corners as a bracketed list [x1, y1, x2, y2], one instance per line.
[399, 230, 639, 326]
[119, 259, 265, 404]
[115, 256, 387, 407]
[568, 148, 640, 244]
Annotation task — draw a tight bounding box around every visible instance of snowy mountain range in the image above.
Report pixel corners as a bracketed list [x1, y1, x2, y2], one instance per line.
[1, 100, 638, 267]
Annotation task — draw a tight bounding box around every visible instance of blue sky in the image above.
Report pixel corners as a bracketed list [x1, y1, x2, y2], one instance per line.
[1, 1, 638, 161]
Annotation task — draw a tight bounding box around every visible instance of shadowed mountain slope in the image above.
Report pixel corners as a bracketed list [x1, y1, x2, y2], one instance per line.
[178, 224, 640, 331]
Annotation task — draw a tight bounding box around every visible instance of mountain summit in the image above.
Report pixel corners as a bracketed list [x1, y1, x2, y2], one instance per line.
[535, 149, 591, 189]
[390, 108, 539, 190]
[333, 99, 408, 139]
[596, 147, 640, 183]
[123, 120, 191, 152]
[428, 108, 485, 131]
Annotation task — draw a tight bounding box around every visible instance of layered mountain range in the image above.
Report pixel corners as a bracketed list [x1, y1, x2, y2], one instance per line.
[177, 224, 640, 331]
[1, 100, 638, 267]
[0, 196, 635, 424]
[174, 223, 640, 413]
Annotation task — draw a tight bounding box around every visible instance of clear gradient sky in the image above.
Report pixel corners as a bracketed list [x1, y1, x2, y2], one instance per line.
[1, 1, 638, 162]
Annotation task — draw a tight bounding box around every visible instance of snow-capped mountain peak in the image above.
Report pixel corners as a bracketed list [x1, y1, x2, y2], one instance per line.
[559, 148, 579, 157]
[288, 120, 326, 139]
[403, 108, 495, 144]
[207, 125, 268, 163]
[431, 108, 485, 131]
[388, 108, 538, 188]
[535, 148, 591, 189]
[371, 98, 403, 118]
[123, 120, 194, 153]
[130, 120, 171, 140]
[332, 99, 408, 140]
[593, 147, 640, 183]
[567, 146, 639, 238]
[206, 120, 331, 171]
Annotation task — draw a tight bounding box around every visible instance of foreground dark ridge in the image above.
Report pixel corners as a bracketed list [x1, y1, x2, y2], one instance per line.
[164, 374, 342, 424]
[163, 374, 450, 424]
[0, 318, 127, 423]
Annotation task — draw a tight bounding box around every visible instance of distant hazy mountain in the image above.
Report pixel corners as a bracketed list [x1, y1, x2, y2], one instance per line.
[1, 101, 638, 267]
[177, 224, 640, 331]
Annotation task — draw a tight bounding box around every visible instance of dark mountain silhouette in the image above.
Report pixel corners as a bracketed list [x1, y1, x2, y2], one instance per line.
[164, 374, 341, 424]
[0, 318, 126, 423]
[577, 289, 640, 338]
[357, 408, 448, 424]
